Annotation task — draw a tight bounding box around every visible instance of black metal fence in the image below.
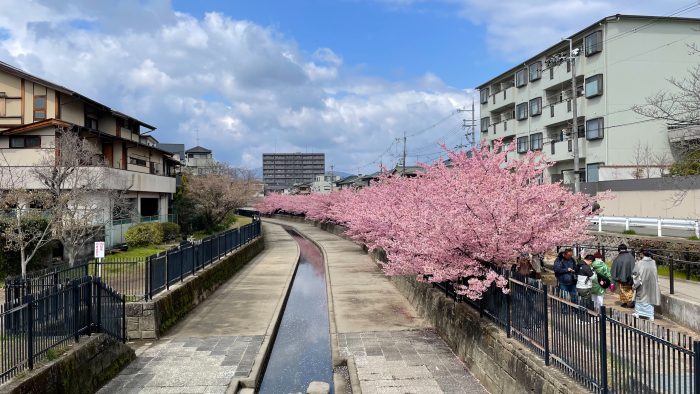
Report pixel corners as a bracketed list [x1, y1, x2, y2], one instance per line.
[146, 220, 262, 300]
[557, 243, 700, 295]
[0, 276, 125, 383]
[435, 271, 699, 393]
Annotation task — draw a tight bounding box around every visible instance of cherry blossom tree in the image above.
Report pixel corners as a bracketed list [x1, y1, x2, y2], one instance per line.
[258, 142, 606, 299]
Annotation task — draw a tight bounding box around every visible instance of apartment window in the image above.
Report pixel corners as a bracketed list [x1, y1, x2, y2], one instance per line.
[481, 117, 490, 133]
[515, 69, 528, 88]
[129, 157, 147, 167]
[529, 62, 542, 82]
[549, 68, 554, 80]
[480, 88, 489, 104]
[550, 140, 556, 154]
[566, 60, 571, 73]
[586, 117, 604, 140]
[10, 135, 41, 148]
[529, 97, 542, 117]
[585, 30, 603, 57]
[585, 74, 603, 98]
[517, 136, 529, 153]
[33, 95, 46, 121]
[550, 105, 554, 117]
[516, 102, 528, 121]
[530, 133, 543, 151]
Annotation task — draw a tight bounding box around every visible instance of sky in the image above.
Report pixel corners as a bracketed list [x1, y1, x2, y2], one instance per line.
[0, 0, 699, 174]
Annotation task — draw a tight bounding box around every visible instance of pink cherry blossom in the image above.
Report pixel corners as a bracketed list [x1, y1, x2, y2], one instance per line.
[257, 142, 608, 299]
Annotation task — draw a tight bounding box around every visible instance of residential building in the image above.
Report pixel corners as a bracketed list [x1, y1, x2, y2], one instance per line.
[311, 173, 341, 194]
[184, 145, 216, 174]
[156, 143, 185, 163]
[477, 15, 700, 183]
[262, 153, 325, 193]
[337, 175, 360, 190]
[0, 61, 178, 246]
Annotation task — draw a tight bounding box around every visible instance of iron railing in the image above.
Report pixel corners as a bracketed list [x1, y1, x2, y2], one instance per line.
[434, 269, 699, 393]
[0, 277, 125, 384]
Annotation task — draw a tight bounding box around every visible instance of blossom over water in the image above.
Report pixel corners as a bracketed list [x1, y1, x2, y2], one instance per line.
[258, 143, 605, 299]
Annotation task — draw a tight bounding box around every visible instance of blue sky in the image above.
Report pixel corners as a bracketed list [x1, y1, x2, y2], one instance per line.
[0, 0, 699, 173]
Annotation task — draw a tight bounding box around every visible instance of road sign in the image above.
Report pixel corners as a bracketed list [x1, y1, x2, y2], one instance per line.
[94, 241, 105, 259]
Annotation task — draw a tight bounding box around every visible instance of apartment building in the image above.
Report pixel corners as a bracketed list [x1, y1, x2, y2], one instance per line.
[262, 153, 325, 193]
[477, 15, 700, 183]
[0, 61, 178, 225]
[310, 173, 341, 194]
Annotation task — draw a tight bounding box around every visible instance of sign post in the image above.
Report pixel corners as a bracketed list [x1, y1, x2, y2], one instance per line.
[94, 241, 105, 277]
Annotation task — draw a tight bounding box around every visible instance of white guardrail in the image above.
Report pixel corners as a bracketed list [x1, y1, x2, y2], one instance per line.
[589, 216, 700, 238]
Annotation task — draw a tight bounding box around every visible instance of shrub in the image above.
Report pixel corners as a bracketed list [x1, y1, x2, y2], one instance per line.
[124, 223, 163, 248]
[623, 229, 637, 235]
[160, 222, 181, 242]
[689, 235, 700, 241]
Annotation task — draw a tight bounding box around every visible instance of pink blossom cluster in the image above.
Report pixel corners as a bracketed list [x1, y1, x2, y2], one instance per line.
[257, 143, 604, 299]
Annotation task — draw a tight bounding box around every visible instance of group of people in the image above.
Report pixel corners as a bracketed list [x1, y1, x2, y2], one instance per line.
[553, 244, 661, 321]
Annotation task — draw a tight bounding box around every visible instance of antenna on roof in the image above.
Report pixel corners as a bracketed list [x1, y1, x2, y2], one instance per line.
[195, 128, 200, 146]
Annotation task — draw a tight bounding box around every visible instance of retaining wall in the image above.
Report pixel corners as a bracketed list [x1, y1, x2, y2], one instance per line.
[0, 334, 135, 394]
[126, 236, 265, 339]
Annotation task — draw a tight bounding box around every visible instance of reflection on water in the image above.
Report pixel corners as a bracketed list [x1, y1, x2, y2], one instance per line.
[258, 229, 333, 394]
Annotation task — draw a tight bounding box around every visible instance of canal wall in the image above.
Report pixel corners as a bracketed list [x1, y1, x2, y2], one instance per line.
[126, 236, 265, 340]
[1, 334, 135, 394]
[268, 215, 587, 394]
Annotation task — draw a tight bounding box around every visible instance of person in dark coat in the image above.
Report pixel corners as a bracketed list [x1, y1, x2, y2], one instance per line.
[611, 243, 635, 307]
[554, 248, 577, 300]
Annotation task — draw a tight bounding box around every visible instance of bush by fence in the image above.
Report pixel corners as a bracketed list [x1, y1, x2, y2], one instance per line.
[435, 270, 699, 393]
[0, 276, 125, 384]
[124, 223, 165, 248]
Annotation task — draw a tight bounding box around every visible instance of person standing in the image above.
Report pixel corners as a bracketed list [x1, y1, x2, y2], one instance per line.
[611, 244, 635, 308]
[554, 248, 577, 300]
[576, 255, 595, 309]
[632, 249, 661, 321]
[591, 252, 612, 310]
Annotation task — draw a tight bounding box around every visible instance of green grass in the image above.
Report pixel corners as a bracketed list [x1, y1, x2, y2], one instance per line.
[104, 246, 166, 260]
[623, 229, 637, 235]
[191, 215, 252, 240]
[688, 236, 700, 241]
[657, 264, 700, 282]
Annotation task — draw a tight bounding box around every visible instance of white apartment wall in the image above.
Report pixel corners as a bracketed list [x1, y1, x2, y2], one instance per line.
[479, 18, 700, 182]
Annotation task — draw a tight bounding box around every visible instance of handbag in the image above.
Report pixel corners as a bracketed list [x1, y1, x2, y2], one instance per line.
[598, 276, 611, 289]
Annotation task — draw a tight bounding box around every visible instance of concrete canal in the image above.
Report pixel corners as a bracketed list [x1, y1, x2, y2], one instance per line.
[258, 228, 334, 393]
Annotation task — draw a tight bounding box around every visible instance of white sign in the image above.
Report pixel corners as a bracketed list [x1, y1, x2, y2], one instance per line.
[94, 242, 105, 259]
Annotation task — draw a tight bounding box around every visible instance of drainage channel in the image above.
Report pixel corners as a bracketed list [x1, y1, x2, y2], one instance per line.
[258, 228, 334, 393]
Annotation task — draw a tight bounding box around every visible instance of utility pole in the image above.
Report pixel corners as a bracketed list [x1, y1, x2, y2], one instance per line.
[456, 101, 476, 148]
[564, 38, 580, 193]
[401, 131, 407, 171]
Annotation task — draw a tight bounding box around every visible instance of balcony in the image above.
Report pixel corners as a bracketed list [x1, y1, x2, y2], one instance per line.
[668, 124, 700, 144]
[491, 87, 515, 111]
[547, 137, 586, 163]
[103, 167, 176, 194]
[544, 97, 583, 127]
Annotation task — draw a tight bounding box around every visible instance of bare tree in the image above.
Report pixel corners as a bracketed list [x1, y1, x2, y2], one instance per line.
[0, 163, 56, 277]
[187, 163, 257, 230]
[32, 128, 131, 266]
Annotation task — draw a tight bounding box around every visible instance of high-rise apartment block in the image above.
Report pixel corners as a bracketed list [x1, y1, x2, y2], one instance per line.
[262, 153, 325, 193]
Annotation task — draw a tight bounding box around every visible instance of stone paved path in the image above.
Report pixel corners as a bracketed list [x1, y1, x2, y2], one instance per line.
[99, 224, 299, 393]
[100, 336, 262, 394]
[340, 330, 487, 394]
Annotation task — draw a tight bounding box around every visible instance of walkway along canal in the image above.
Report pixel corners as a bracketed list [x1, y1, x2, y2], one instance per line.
[258, 228, 334, 393]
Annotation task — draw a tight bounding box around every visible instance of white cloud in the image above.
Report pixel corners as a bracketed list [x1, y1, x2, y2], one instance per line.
[0, 0, 472, 172]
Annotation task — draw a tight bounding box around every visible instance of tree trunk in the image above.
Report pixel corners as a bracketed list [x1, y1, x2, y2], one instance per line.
[20, 248, 27, 278]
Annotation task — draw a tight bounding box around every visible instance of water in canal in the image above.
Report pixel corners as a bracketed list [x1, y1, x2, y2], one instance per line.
[258, 229, 334, 393]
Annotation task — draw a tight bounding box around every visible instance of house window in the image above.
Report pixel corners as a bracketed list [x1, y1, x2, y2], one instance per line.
[517, 136, 529, 153]
[129, 157, 147, 167]
[529, 97, 542, 116]
[0, 92, 5, 117]
[86, 115, 99, 130]
[515, 69, 528, 88]
[481, 117, 490, 132]
[33, 95, 46, 121]
[516, 102, 528, 120]
[10, 135, 41, 148]
[585, 74, 603, 98]
[529, 62, 542, 82]
[586, 117, 604, 140]
[585, 31, 603, 57]
[530, 133, 543, 151]
[480, 88, 489, 104]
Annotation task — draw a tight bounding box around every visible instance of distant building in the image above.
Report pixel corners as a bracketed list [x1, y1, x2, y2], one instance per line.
[262, 153, 325, 193]
[336, 175, 360, 190]
[185, 146, 216, 175]
[156, 143, 185, 163]
[311, 173, 341, 194]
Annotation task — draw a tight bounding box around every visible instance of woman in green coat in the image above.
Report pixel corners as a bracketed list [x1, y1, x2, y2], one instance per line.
[591, 252, 612, 310]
